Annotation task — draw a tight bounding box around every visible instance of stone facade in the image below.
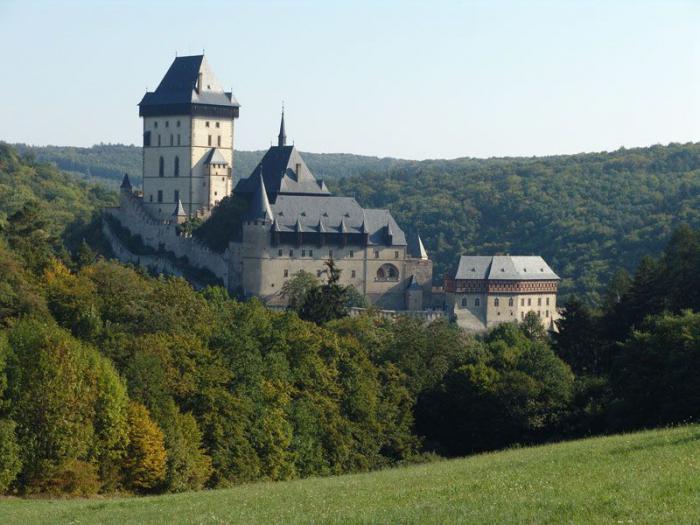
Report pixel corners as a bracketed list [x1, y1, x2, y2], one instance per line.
[109, 55, 433, 311]
[444, 255, 560, 331]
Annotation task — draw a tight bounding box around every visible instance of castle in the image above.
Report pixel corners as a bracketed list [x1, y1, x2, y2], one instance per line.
[107, 55, 432, 311]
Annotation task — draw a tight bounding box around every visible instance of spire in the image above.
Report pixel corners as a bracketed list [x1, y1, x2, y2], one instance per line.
[416, 233, 428, 259]
[251, 172, 273, 221]
[120, 173, 132, 191]
[172, 199, 187, 217]
[294, 215, 304, 233]
[278, 105, 287, 147]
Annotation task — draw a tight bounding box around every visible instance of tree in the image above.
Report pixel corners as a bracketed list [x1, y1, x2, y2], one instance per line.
[0, 419, 21, 493]
[298, 259, 349, 325]
[553, 297, 606, 375]
[124, 402, 167, 493]
[281, 270, 319, 312]
[520, 311, 548, 341]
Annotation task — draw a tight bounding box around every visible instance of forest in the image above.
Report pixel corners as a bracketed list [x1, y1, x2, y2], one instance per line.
[0, 143, 698, 496]
[13, 141, 700, 302]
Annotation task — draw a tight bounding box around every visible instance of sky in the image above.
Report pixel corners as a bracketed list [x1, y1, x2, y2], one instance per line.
[0, 0, 698, 160]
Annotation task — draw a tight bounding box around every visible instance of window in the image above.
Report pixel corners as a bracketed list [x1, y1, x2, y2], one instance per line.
[546, 297, 550, 306]
[165, 121, 169, 128]
[302, 250, 306, 256]
[176, 120, 180, 127]
[208, 135, 212, 146]
[376, 263, 399, 281]
[521, 312, 524, 319]
[214, 191, 218, 196]
[284, 269, 288, 278]
[538, 298, 542, 306]
[475, 298, 480, 307]
[157, 190, 163, 203]
[494, 298, 500, 307]
[546, 310, 549, 317]
[215, 122, 220, 128]
[395, 251, 399, 258]
[149, 194, 153, 202]
[278, 249, 283, 256]
[206, 121, 210, 128]
[351, 270, 356, 278]
[217, 136, 221, 147]
[521, 298, 525, 306]
[174, 156, 179, 177]
[170, 134, 173, 146]
[461, 297, 468, 307]
[374, 250, 379, 259]
[154, 121, 158, 128]
[528, 298, 532, 306]
[159, 157, 164, 177]
[143, 131, 151, 146]
[158, 134, 161, 146]
[508, 297, 514, 307]
[289, 249, 293, 257]
[174, 190, 179, 202]
[349, 250, 354, 257]
[177, 135, 181, 146]
[309, 250, 313, 257]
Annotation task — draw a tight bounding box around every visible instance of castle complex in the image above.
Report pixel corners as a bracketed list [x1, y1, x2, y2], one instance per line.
[108, 55, 432, 311]
[106, 55, 559, 326]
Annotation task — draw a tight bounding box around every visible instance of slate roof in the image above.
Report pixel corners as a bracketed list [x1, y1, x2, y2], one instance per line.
[268, 195, 407, 246]
[234, 145, 330, 197]
[204, 148, 228, 165]
[139, 55, 239, 109]
[454, 255, 559, 281]
[407, 231, 428, 259]
[120, 173, 132, 190]
[247, 173, 274, 221]
[407, 275, 422, 290]
[172, 199, 187, 217]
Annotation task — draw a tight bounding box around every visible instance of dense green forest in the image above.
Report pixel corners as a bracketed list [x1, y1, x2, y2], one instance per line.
[0, 142, 699, 497]
[16, 141, 699, 301]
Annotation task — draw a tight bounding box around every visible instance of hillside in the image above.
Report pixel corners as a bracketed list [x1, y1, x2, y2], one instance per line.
[9, 142, 700, 301]
[1, 424, 698, 524]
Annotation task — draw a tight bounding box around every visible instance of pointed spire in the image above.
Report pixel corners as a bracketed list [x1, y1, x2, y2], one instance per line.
[251, 172, 273, 222]
[416, 232, 428, 259]
[120, 173, 132, 191]
[294, 215, 304, 233]
[172, 198, 187, 217]
[278, 104, 287, 147]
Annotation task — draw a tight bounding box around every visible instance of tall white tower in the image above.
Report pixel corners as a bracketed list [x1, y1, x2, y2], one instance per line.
[138, 55, 239, 219]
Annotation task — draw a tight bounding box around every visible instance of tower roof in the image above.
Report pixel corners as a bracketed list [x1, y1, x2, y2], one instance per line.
[407, 274, 422, 290]
[247, 172, 274, 221]
[172, 199, 187, 217]
[120, 173, 132, 190]
[139, 55, 239, 116]
[203, 148, 229, 166]
[407, 231, 428, 259]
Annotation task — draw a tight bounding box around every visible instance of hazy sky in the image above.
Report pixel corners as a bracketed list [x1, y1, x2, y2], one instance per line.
[0, 0, 698, 159]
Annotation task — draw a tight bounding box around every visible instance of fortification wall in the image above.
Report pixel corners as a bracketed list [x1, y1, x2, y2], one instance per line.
[107, 192, 232, 285]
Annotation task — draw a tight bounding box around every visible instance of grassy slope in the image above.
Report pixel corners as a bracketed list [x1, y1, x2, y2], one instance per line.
[2, 425, 699, 524]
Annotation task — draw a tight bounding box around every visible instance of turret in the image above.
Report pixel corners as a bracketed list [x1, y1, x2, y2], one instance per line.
[278, 108, 287, 147]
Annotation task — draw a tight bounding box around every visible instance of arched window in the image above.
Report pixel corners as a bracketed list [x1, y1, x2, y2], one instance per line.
[174, 156, 179, 177]
[475, 298, 480, 307]
[159, 156, 164, 177]
[376, 263, 399, 281]
[508, 297, 514, 307]
[494, 298, 500, 307]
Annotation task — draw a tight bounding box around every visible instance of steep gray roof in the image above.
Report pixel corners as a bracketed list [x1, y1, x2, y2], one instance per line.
[234, 145, 330, 196]
[139, 55, 239, 109]
[172, 199, 187, 217]
[454, 255, 559, 281]
[120, 173, 132, 190]
[204, 148, 228, 165]
[247, 174, 274, 221]
[407, 274, 422, 290]
[268, 195, 406, 246]
[407, 231, 428, 259]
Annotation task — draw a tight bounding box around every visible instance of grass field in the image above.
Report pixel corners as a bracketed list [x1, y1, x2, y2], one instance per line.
[1, 425, 699, 524]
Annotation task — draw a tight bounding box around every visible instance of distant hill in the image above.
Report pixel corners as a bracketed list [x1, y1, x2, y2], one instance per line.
[12, 143, 409, 188]
[9, 142, 700, 301]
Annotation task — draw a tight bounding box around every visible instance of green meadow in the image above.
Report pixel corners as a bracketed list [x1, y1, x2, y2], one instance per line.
[2, 424, 699, 525]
